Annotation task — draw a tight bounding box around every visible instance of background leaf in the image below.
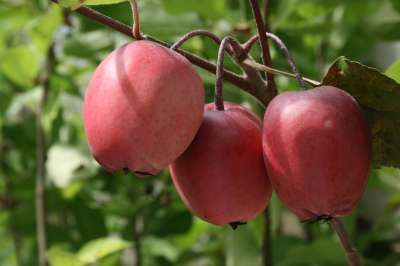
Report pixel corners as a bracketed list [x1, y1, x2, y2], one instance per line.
[48, 246, 84, 266]
[59, 0, 126, 9]
[77, 237, 131, 264]
[0, 46, 41, 88]
[385, 58, 400, 83]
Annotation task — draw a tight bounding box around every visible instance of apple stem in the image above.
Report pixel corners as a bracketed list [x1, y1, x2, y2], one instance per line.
[229, 221, 247, 230]
[243, 33, 307, 90]
[215, 37, 244, 111]
[215, 37, 232, 111]
[330, 217, 362, 266]
[129, 0, 143, 40]
[170, 30, 223, 51]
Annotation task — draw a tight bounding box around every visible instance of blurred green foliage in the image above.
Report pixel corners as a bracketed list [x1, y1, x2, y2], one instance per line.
[0, 0, 399, 265]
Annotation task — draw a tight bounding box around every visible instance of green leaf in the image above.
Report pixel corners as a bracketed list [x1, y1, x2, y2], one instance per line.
[85, 0, 126, 5]
[5, 87, 42, 124]
[162, 0, 225, 19]
[365, 109, 400, 167]
[172, 218, 210, 250]
[391, 0, 400, 13]
[139, 1, 204, 39]
[376, 166, 400, 191]
[48, 246, 84, 266]
[59, 0, 126, 9]
[73, 201, 107, 242]
[322, 57, 400, 167]
[62, 179, 85, 199]
[77, 237, 131, 264]
[143, 237, 179, 262]
[0, 46, 41, 88]
[46, 145, 93, 188]
[29, 4, 62, 56]
[385, 59, 400, 83]
[322, 56, 400, 112]
[148, 209, 193, 237]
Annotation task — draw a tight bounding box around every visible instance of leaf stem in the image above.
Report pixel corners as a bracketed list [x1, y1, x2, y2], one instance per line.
[330, 217, 363, 266]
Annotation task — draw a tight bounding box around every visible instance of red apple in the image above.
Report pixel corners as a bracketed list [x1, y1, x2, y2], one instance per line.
[262, 86, 371, 221]
[170, 102, 272, 226]
[84, 40, 204, 175]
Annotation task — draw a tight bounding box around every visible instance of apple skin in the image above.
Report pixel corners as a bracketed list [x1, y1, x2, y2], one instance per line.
[84, 40, 204, 175]
[170, 102, 272, 225]
[262, 86, 371, 221]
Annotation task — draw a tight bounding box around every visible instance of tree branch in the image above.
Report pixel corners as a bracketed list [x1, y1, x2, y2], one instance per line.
[263, 0, 271, 30]
[132, 216, 143, 266]
[35, 41, 56, 266]
[258, 1, 274, 265]
[248, 0, 277, 96]
[50, 0, 273, 105]
[262, 207, 273, 266]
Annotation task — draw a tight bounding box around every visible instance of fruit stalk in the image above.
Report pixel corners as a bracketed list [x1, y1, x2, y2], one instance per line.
[171, 31, 271, 107]
[215, 37, 241, 110]
[129, 0, 143, 40]
[330, 218, 362, 266]
[243, 33, 307, 89]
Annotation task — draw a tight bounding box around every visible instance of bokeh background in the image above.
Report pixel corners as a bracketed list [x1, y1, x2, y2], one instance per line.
[0, 0, 400, 265]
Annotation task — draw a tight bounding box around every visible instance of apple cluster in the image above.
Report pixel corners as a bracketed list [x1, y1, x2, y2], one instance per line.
[83, 40, 371, 227]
